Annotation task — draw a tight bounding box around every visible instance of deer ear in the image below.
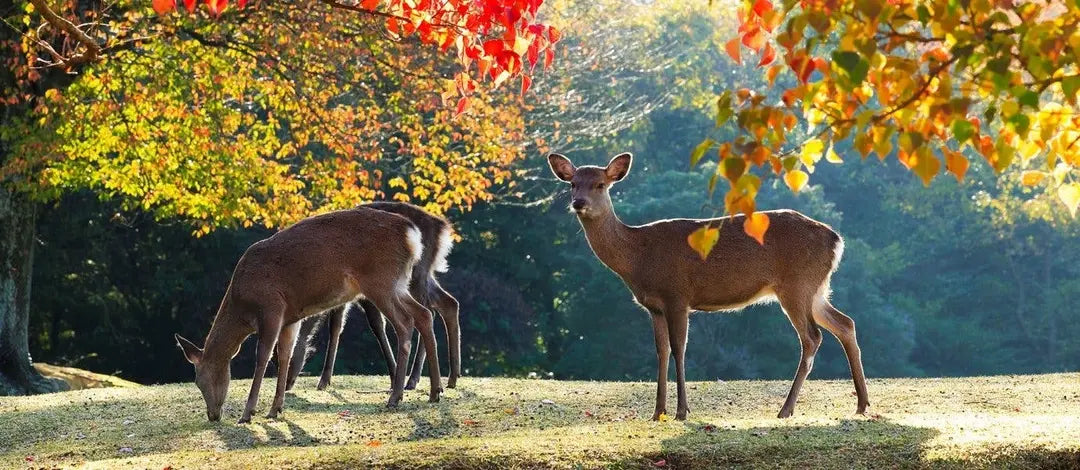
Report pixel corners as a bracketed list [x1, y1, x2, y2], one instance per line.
[175, 333, 203, 365]
[547, 153, 576, 182]
[605, 153, 632, 182]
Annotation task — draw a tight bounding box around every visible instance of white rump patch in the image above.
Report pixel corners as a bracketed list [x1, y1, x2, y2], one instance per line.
[814, 236, 846, 309]
[433, 225, 454, 273]
[398, 225, 424, 296]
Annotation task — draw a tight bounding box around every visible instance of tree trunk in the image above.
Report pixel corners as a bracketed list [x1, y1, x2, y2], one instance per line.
[0, 186, 65, 395]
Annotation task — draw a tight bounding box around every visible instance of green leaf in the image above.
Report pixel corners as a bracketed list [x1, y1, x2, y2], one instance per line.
[951, 119, 974, 144]
[690, 138, 715, 167]
[916, 5, 930, 25]
[715, 91, 733, 127]
[831, 51, 869, 87]
[1063, 76, 1080, 102]
[1017, 90, 1039, 108]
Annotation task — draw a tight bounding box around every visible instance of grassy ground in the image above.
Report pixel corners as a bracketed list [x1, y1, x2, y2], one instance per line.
[2, 373, 1079, 469]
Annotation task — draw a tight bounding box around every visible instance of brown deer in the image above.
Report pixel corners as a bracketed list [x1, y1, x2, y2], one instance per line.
[547, 152, 868, 420]
[285, 202, 460, 392]
[174, 207, 442, 423]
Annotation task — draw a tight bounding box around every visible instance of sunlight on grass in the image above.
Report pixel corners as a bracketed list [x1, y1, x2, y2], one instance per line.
[2, 374, 1078, 468]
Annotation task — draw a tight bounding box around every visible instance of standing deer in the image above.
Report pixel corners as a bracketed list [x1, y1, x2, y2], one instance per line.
[285, 202, 460, 392]
[174, 207, 442, 423]
[547, 152, 868, 420]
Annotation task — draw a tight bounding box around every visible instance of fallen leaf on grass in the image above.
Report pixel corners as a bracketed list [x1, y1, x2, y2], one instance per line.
[338, 410, 352, 418]
[25, 456, 34, 462]
[504, 407, 518, 415]
[585, 410, 594, 417]
[657, 413, 669, 422]
[462, 419, 480, 426]
[703, 424, 716, 432]
[653, 459, 667, 467]
[541, 399, 555, 405]
[366, 439, 382, 447]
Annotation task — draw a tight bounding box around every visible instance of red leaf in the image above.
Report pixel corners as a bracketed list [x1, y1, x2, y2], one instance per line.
[527, 41, 540, 70]
[544, 48, 554, 68]
[462, 418, 480, 426]
[455, 97, 469, 117]
[520, 74, 532, 96]
[25, 456, 35, 463]
[182, 0, 195, 12]
[152, 0, 176, 15]
[237, 0, 246, 8]
[653, 459, 667, 467]
[752, 0, 773, 17]
[206, 0, 226, 16]
[758, 43, 775, 67]
[361, 0, 379, 9]
[483, 39, 504, 56]
[725, 38, 741, 65]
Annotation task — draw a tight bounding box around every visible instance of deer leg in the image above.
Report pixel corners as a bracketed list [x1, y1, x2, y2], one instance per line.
[432, 282, 461, 388]
[317, 306, 347, 391]
[286, 313, 325, 391]
[777, 294, 823, 419]
[241, 316, 282, 424]
[268, 321, 300, 419]
[404, 295, 442, 402]
[813, 300, 869, 414]
[359, 300, 396, 390]
[665, 304, 691, 420]
[405, 330, 425, 391]
[649, 311, 671, 421]
[376, 296, 414, 408]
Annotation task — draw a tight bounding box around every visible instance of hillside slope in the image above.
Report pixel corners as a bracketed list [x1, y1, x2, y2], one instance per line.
[2, 374, 1079, 469]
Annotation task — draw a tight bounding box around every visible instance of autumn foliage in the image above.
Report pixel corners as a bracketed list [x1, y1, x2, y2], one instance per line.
[689, 0, 1080, 256]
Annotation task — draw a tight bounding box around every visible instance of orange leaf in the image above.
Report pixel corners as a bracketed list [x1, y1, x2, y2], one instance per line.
[744, 212, 770, 245]
[463, 419, 481, 426]
[152, 0, 175, 15]
[944, 150, 969, 182]
[361, 0, 379, 9]
[758, 43, 776, 67]
[766, 64, 783, 87]
[687, 225, 720, 260]
[1020, 170, 1045, 186]
[725, 38, 741, 65]
[784, 169, 809, 193]
[741, 26, 766, 51]
[751, 0, 773, 17]
[366, 439, 382, 447]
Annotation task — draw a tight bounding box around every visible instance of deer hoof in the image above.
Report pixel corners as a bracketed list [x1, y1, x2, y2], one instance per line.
[650, 410, 667, 421]
[386, 393, 403, 408]
[429, 394, 440, 403]
[404, 381, 418, 391]
[447, 377, 458, 389]
[676, 409, 689, 421]
[777, 408, 794, 419]
[238, 416, 252, 424]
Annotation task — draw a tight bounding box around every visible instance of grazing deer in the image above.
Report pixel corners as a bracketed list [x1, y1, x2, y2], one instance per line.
[174, 207, 442, 423]
[547, 152, 868, 420]
[285, 202, 460, 392]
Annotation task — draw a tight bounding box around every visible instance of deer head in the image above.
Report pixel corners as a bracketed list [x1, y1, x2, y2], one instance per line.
[547, 152, 632, 219]
[175, 333, 230, 422]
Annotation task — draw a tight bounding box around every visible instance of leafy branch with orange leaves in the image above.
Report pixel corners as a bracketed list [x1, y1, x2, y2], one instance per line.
[687, 0, 1080, 257]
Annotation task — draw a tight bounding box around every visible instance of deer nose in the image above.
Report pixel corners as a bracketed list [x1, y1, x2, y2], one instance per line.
[571, 199, 586, 211]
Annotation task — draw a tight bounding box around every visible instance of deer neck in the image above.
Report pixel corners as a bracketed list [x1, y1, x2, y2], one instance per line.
[578, 206, 635, 278]
[203, 302, 253, 363]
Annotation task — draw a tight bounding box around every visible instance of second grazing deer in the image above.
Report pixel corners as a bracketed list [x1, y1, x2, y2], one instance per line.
[547, 152, 869, 420]
[285, 202, 460, 392]
[174, 207, 442, 423]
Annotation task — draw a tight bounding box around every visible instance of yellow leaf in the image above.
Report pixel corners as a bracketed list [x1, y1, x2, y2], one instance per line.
[744, 212, 770, 245]
[1059, 183, 1080, 218]
[800, 138, 824, 171]
[687, 225, 720, 260]
[911, 149, 940, 187]
[784, 169, 809, 193]
[658, 412, 670, 422]
[1020, 171, 1046, 186]
[825, 143, 843, 163]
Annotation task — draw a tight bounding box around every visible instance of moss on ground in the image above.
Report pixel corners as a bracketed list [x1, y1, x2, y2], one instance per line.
[2, 374, 1079, 469]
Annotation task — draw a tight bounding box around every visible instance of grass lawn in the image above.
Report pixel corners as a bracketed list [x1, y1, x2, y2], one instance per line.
[2, 373, 1079, 469]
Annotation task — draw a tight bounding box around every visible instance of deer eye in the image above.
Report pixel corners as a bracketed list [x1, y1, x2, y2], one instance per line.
[570, 182, 577, 189]
[595, 183, 604, 189]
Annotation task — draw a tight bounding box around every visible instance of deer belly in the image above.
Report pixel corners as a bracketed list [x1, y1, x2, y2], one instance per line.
[300, 277, 362, 316]
[694, 286, 777, 312]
